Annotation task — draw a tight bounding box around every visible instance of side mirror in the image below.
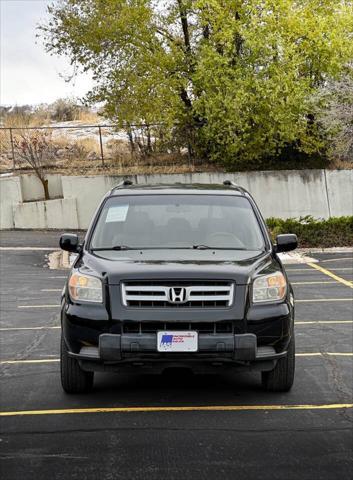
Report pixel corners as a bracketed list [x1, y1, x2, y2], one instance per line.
[59, 233, 80, 253]
[275, 234, 298, 253]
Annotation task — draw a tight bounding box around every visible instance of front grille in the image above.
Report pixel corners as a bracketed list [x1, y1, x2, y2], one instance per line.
[121, 281, 234, 308]
[122, 321, 235, 334]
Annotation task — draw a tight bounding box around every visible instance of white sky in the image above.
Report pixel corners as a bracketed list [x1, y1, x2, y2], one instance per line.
[0, 0, 93, 105]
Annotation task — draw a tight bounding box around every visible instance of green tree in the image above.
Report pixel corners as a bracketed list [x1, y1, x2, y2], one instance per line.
[40, 0, 353, 167]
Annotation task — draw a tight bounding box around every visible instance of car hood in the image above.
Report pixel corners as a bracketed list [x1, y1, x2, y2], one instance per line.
[77, 249, 279, 285]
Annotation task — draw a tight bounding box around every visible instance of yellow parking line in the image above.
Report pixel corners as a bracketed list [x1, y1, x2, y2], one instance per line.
[296, 298, 352, 303]
[307, 262, 353, 289]
[17, 305, 60, 309]
[1, 353, 352, 365]
[0, 403, 352, 417]
[0, 326, 60, 331]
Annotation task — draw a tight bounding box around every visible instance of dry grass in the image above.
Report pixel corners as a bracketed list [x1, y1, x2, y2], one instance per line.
[52, 135, 101, 159]
[8, 156, 219, 176]
[105, 138, 131, 158]
[54, 152, 220, 176]
[2, 112, 46, 128]
[75, 109, 100, 123]
[76, 137, 101, 154]
[0, 123, 222, 175]
[0, 130, 102, 173]
[1, 105, 99, 128]
[55, 162, 217, 176]
[327, 157, 353, 170]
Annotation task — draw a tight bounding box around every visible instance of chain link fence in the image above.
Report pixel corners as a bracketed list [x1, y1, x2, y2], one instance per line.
[0, 122, 190, 174]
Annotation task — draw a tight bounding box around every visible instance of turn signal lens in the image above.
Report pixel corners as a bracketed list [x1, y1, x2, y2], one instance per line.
[253, 272, 287, 303]
[68, 273, 103, 303]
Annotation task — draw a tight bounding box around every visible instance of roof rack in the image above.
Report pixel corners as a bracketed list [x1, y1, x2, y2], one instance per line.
[111, 179, 133, 192]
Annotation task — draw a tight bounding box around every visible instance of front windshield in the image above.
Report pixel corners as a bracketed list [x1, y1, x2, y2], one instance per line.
[90, 194, 265, 251]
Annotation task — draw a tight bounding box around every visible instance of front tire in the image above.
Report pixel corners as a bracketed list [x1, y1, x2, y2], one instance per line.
[61, 336, 94, 393]
[261, 336, 295, 392]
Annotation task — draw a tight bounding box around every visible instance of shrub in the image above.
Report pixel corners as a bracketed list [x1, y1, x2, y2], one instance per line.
[12, 130, 56, 199]
[49, 98, 90, 122]
[266, 216, 353, 248]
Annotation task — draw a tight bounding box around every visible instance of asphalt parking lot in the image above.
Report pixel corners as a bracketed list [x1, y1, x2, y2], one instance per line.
[0, 232, 352, 480]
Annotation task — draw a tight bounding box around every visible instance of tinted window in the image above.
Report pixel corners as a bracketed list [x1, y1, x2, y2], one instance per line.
[90, 195, 264, 250]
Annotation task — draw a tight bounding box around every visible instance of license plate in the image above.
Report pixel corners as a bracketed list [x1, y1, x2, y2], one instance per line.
[157, 331, 198, 352]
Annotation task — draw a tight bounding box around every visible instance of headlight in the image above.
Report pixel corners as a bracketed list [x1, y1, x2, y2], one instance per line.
[68, 273, 103, 303]
[252, 272, 287, 303]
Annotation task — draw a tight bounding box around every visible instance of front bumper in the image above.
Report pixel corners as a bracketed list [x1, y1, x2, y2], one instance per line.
[62, 295, 293, 372]
[68, 332, 287, 364]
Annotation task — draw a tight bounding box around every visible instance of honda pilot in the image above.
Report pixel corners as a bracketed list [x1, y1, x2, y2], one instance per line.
[59, 180, 297, 393]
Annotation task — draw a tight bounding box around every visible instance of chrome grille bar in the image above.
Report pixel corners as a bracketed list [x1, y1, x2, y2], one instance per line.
[121, 282, 234, 308]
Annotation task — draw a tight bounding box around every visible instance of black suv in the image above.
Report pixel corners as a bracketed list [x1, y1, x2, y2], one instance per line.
[60, 181, 297, 393]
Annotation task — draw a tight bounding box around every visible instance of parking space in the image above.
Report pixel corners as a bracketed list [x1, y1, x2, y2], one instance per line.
[0, 238, 352, 480]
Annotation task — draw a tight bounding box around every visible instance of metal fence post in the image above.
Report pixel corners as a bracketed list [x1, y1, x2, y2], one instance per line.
[9, 128, 15, 171]
[98, 126, 105, 167]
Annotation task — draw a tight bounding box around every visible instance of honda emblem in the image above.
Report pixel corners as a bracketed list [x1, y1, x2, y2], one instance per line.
[169, 287, 187, 304]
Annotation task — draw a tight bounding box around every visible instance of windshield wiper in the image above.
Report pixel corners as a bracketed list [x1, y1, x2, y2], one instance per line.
[91, 245, 134, 251]
[92, 245, 193, 251]
[92, 245, 250, 251]
[192, 245, 247, 250]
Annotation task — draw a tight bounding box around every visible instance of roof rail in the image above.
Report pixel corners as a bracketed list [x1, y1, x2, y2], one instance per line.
[223, 180, 237, 187]
[111, 179, 133, 192]
[223, 179, 247, 194]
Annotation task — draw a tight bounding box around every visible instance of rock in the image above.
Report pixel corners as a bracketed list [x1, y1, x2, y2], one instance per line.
[56, 149, 67, 158]
[87, 151, 99, 160]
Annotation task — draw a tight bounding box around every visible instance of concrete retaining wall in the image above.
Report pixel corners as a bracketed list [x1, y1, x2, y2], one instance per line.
[1, 170, 352, 230]
[183, 170, 329, 219]
[61, 170, 335, 228]
[13, 199, 78, 230]
[325, 170, 353, 217]
[62, 175, 116, 230]
[0, 176, 22, 229]
[20, 174, 63, 201]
